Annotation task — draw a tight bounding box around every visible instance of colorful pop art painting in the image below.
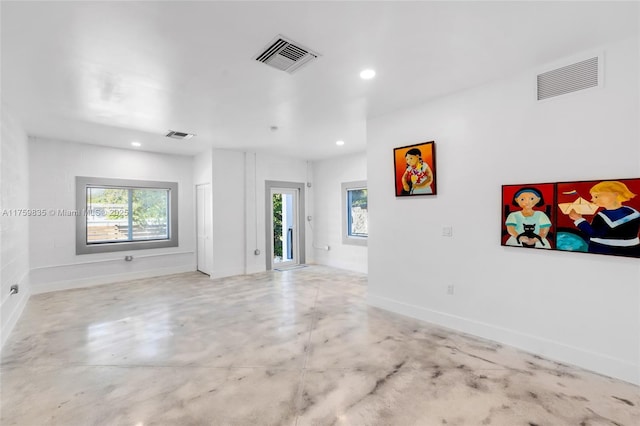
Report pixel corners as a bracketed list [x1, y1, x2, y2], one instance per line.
[502, 178, 640, 258]
[556, 179, 640, 257]
[393, 141, 436, 196]
[501, 183, 556, 250]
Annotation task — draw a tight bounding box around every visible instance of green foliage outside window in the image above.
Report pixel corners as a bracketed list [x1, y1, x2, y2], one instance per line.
[87, 187, 169, 242]
[350, 189, 367, 209]
[273, 193, 283, 258]
[88, 188, 168, 226]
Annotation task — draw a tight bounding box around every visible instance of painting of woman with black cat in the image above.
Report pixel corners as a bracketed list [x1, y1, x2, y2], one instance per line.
[503, 185, 553, 249]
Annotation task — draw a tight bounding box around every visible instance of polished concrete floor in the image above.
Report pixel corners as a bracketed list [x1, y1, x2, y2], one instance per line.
[1, 266, 638, 425]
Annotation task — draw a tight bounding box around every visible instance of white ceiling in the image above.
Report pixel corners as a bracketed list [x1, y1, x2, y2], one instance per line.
[1, 1, 637, 160]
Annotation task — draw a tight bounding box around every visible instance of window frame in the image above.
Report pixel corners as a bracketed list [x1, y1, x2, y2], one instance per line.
[341, 180, 368, 246]
[76, 177, 179, 254]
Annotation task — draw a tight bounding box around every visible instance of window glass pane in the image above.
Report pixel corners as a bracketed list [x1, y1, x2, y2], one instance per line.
[77, 177, 178, 254]
[86, 187, 129, 243]
[131, 189, 169, 240]
[85, 187, 169, 244]
[272, 193, 283, 260]
[348, 188, 368, 237]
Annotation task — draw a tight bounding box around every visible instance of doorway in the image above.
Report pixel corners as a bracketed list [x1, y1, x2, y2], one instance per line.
[196, 183, 212, 275]
[265, 181, 305, 270]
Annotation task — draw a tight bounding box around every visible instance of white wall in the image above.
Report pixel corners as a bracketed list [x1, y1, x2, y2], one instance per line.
[367, 38, 640, 385]
[193, 149, 311, 278]
[311, 152, 367, 273]
[194, 148, 213, 186]
[209, 149, 246, 278]
[28, 138, 196, 293]
[1, 105, 30, 347]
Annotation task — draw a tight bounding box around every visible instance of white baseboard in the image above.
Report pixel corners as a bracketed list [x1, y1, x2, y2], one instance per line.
[211, 267, 249, 279]
[31, 265, 196, 294]
[245, 267, 266, 275]
[1, 275, 30, 349]
[368, 293, 639, 386]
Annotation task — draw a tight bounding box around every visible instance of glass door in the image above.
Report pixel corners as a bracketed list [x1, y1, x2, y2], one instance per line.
[271, 188, 299, 268]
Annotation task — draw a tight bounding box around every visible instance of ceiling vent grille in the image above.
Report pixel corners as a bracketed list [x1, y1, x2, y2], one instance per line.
[165, 130, 195, 140]
[537, 56, 599, 101]
[255, 35, 319, 74]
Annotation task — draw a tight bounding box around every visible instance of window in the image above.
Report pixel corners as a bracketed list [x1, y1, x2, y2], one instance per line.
[76, 177, 178, 254]
[342, 180, 368, 246]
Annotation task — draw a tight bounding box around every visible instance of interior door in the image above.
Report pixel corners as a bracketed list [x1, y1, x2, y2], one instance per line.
[196, 183, 212, 275]
[270, 187, 299, 269]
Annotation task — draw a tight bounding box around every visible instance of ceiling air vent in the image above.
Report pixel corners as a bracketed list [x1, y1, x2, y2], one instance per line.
[255, 35, 319, 74]
[537, 56, 600, 101]
[165, 130, 195, 140]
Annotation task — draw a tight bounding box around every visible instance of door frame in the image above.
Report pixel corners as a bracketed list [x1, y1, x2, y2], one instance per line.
[265, 181, 306, 270]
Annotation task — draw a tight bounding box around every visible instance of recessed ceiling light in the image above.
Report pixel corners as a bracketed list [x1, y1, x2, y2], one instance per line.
[131, 142, 141, 147]
[360, 69, 376, 80]
[336, 140, 345, 146]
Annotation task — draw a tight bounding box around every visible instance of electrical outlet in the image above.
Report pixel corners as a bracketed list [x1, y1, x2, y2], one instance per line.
[447, 285, 454, 295]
